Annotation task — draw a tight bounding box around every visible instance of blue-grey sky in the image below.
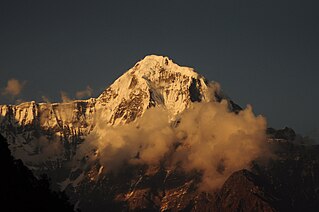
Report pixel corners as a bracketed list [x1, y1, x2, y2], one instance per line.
[0, 0, 318, 134]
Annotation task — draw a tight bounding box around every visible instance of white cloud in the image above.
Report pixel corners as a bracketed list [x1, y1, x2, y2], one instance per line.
[78, 100, 269, 191]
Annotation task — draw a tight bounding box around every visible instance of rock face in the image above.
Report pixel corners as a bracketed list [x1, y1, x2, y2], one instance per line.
[0, 100, 96, 133]
[216, 170, 276, 212]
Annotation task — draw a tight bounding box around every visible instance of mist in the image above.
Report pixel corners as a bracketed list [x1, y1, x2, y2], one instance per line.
[80, 99, 268, 191]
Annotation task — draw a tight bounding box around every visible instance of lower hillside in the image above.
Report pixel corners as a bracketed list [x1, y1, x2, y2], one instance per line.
[0, 134, 75, 212]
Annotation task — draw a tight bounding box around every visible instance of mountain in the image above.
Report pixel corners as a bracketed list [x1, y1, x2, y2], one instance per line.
[0, 55, 242, 169]
[0, 56, 234, 161]
[0, 55, 239, 210]
[1, 55, 319, 211]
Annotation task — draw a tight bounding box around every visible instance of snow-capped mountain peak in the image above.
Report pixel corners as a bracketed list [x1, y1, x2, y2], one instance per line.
[0, 55, 228, 164]
[97, 55, 218, 125]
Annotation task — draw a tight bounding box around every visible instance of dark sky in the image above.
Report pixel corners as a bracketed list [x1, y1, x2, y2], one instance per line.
[0, 0, 318, 134]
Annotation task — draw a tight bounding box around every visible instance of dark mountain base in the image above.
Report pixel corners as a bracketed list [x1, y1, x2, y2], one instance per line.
[0, 134, 75, 212]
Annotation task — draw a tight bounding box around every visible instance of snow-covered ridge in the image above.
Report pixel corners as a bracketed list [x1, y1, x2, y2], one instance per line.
[0, 99, 96, 162]
[0, 99, 96, 133]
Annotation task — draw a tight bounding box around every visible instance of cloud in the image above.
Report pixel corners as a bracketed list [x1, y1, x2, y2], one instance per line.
[2, 79, 26, 97]
[172, 101, 267, 190]
[76, 86, 93, 99]
[78, 99, 269, 191]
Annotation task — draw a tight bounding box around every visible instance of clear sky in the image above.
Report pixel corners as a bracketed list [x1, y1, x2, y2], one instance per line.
[0, 0, 318, 135]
